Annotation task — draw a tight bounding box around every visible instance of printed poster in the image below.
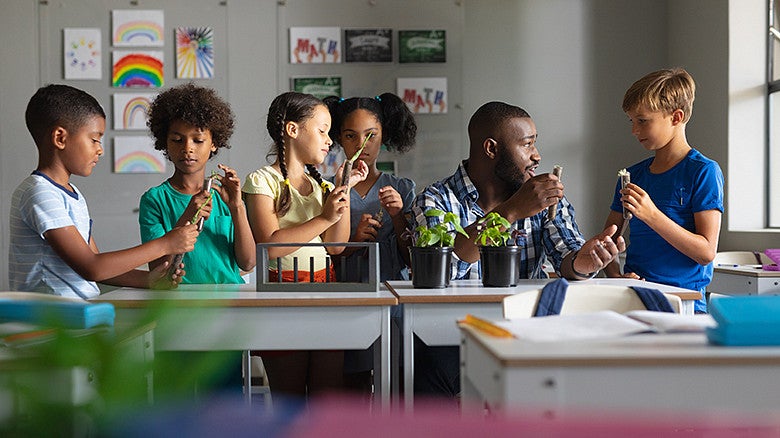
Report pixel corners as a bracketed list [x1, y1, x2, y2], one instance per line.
[176, 27, 215, 79]
[344, 29, 392, 63]
[289, 27, 341, 64]
[112, 9, 164, 47]
[113, 136, 166, 174]
[63, 28, 102, 80]
[291, 76, 342, 100]
[398, 30, 446, 63]
[113, 93, 156, 130]
[397, 77, 448, 114]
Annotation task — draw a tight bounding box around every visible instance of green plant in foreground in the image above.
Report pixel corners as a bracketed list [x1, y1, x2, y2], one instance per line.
[475, 212, 516, 246]
[412, 208, 469, 247]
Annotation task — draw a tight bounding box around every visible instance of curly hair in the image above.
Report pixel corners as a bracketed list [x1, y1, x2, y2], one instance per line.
[25, 84, 105, 147]
[265, 91, 330, 217]
[322, 92, 417, 154]
[147, 83, 235, 159]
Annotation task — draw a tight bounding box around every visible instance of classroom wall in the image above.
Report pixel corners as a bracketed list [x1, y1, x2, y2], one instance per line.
[1, 0, 778, 290]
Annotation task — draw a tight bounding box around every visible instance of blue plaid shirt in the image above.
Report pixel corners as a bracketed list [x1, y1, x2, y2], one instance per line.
[411, 161, 585, 280]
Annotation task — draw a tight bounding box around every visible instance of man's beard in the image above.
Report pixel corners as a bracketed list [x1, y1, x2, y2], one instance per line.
[494, 150, 525, 193]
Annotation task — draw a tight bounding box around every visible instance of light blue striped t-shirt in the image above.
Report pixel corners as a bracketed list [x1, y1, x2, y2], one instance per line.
[9, 172, 99, 299]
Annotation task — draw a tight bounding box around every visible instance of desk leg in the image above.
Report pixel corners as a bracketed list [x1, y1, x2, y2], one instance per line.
[403, 305, 414, 413]
[378, 306, 391, 412]
[243, 350, 252, 404]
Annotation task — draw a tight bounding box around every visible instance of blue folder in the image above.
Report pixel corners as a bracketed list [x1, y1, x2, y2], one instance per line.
[0, 299, 115, 329]
[706, 295, 780, 346]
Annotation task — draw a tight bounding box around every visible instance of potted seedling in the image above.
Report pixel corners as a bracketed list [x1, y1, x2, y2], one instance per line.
[407, 208, 469, 288]
[475, 212, 522, 287]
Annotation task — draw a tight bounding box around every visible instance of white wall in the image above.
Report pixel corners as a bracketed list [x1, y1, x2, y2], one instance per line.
[2, 0, 779, 290]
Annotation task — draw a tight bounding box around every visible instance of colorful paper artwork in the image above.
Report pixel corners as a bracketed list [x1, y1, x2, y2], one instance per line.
[64, 28, 102, 80]
[291, 76, 341, 100]
[398, 30, 446, 63]
[113, 136, 165, 174]
[112, 51, 164, 88]
[289, 27, 341, 64]
[397, 77, 448, 114]
[344, 29, 392, 63]
[176, 27, 214, 79]
[113, 93, 156, 130]
[112, 10, 164, 47]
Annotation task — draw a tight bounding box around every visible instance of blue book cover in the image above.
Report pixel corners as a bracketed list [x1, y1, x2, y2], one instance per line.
[0, 300, 115, 329]
[706, 296, 780, 346]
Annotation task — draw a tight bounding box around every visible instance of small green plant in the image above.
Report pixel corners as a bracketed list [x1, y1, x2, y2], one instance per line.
[411, 208, 469, 247]
[474, 212, 517, 246]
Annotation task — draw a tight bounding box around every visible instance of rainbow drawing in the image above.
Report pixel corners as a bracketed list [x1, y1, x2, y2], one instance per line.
[112, 10, 164, 47]
[113, 93, 155, 130]
[176, 27, 214, 79]
[112, 51, 164, 88]
[113, 136, 166, 174]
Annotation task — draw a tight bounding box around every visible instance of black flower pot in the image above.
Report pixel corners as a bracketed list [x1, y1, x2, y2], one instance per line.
[409, 246, 453, 288]
[479, 245, 521, 287]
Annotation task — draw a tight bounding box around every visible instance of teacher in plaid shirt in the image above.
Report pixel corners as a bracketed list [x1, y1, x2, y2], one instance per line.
[409, 101, 626, 399]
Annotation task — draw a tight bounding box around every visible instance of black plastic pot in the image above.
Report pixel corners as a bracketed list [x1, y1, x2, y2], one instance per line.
[479, 245, 521, 287]
[409, 246, 453, 288]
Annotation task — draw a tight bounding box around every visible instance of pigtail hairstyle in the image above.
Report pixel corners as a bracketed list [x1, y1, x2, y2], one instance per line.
[266, 91, 326, 217]
[324, 93, 417, 154]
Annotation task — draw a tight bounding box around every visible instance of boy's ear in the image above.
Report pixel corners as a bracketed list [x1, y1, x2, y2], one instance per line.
[483, 137, 498, 159]
[284, 121, 299, 139]
[671, 109, 686, 125]
[51, 126, 68, 150]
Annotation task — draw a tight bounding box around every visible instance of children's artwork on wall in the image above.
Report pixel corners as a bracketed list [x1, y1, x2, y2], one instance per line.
[344, 29, 392, 63]
[112, 9, 164, 47]
[397, 77, 448, 114]
[113, 136, 166, 174]
[316, 147, 346, 180]
[398, 30, 446, 63]
[63, 28, 101, 80]
[291, 76, 341, 100]
[112, 51, 164, 88]
[289, 27, 341, 64]
[113, 93, 156, 130]
[176, 27, 214, 79]
[376, 160, 397, 175]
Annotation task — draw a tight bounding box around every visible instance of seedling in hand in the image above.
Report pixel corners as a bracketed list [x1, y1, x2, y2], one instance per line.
[341, 132, 372, 192]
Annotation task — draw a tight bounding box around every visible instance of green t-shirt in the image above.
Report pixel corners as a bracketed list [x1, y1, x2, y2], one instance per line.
[139, 180, 244, 284]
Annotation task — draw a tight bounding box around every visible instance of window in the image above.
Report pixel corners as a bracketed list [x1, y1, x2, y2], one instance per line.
[769, 0, 780, 226]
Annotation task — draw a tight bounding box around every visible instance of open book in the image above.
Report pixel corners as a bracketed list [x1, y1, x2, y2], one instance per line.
[481, 310, 716, 342]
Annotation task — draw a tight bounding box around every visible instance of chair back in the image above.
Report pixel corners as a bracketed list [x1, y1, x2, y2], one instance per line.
[503, 284, 682, 319]
[714, 251, 770, 265]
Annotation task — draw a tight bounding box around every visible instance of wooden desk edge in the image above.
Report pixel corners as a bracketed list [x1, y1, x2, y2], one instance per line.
[92, 296, 398, 308]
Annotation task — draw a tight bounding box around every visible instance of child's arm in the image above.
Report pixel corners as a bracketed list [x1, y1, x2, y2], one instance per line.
[623, 183, 720, 265]
[44, 223, 199, 284]
[378, 185, 413, 267]
[214, 164, 256, 272]
[245, 187, 348, 258]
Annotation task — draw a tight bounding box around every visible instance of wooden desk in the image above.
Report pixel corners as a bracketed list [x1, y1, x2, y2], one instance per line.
[459, 324, 780, 415]
[90, 283, 397, 410]
[386, 278, 701, 411]
[708, 265, 780, 296]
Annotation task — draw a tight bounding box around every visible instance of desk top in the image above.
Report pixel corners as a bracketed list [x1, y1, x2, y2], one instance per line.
[91, 283, 397, 308]
[714, 265, 780, 277]
[386, 278, 701, 304]
[460, 324, 780, 367]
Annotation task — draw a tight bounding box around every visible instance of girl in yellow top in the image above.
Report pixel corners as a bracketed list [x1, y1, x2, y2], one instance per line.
[242, 91, 367, 397]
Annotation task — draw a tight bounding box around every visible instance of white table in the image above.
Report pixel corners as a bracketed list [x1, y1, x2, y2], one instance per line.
[386, 278, 702, 411]
[91, 283, 396, 410]
[708, 265, 780, 296]
[459, 324, 780, 416]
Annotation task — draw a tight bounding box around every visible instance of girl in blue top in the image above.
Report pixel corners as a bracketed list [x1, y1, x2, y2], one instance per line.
[603, 68, 724, 313]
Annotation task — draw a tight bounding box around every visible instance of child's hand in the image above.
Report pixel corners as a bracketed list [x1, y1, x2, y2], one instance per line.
[181, 189, 213, 226]
[348, 160, 369, 188]
[621, 183, 660, 222]
[149, 259, 186, 290]
[353, 213, 380, 242]
[213, 164, 243, 209]
[164, 223, 200, 254]
[321, 186, 349, 223]
[378, 185, 404, 217]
